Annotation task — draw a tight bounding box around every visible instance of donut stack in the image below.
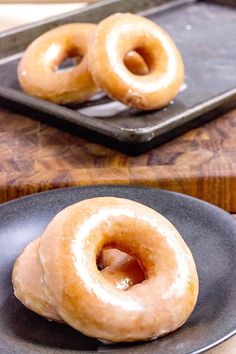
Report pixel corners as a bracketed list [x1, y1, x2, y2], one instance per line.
[18, 13, 184, 111]
[12, 197, 198, 343]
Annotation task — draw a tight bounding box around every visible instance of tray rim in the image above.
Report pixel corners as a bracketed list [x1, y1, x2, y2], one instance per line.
[1, 85, 236, 144]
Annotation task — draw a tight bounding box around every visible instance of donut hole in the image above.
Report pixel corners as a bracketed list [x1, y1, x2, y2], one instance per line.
[124, 50, 150, 76]
[96, 248, 146, 290]
[124, 42, 168, 77]
[54, 46, 84, 72]
[134, 47, 156, 73]
[57, 54, 83, 72]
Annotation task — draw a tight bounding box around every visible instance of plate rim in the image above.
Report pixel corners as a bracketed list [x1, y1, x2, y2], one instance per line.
[1, 184, 236, 221]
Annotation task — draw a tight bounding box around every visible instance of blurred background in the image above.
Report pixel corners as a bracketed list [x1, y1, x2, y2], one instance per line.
[0, 1, 93, 31]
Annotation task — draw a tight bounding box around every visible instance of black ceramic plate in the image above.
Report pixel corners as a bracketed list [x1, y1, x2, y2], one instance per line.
[0, 186, 235, 354]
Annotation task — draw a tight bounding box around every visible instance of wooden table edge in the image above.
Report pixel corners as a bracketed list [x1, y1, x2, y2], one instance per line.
[1, 166, 236, 212]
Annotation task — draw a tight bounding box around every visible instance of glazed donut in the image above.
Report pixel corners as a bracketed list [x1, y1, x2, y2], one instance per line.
[18, 24, 98, 104]
[12, 237, 62, 322]
[89, 13, 184, 110]
[12, 238, 143, 321]
[39, 197, 198, 343]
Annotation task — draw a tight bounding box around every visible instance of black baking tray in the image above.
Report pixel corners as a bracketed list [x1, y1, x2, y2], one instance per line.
[0, 0, 236, 155]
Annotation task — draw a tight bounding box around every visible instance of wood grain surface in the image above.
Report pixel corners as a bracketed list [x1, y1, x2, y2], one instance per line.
[1, 106, 236, 211]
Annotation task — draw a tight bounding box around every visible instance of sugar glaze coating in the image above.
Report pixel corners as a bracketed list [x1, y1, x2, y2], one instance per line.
[39, 197, 198, 343]
[89, 13, 184, 110]
[18, 24, 98, 104]
[12, 237, 143, 322]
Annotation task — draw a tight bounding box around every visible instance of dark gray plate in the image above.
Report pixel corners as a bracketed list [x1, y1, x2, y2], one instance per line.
[0, 0, 236, 154]
[0, 186, 236, 353]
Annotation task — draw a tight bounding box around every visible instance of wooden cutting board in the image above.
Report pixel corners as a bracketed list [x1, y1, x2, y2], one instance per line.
[1, 106, 236, 212]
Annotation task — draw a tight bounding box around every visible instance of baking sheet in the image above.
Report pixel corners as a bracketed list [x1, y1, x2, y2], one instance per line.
[0, 0, 236, 155]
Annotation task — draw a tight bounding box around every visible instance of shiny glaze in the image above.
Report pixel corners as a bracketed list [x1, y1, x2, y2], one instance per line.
[89, 13, 184, 110]
[18, 23, 151, 105]
[18, 24, 98, 104]
[39, 197, 198, 343]
[12, 239, 143, 322]
[12, 237, 62, 321]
